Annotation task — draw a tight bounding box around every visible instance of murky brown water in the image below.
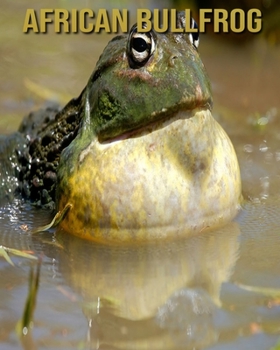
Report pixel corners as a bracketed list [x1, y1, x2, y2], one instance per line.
[1, 0, 280, 349]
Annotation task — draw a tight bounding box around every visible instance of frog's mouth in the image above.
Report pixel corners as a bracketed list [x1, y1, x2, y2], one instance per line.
[100, 107, 207, 144]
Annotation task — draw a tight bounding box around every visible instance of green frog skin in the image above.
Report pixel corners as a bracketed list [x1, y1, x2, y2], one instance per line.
[56, 14, 241, 243]
[0, 12, 242, 243]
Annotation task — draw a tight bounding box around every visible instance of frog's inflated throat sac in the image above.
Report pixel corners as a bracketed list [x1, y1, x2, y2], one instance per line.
[56, 13, 241, 243]
[57, 108, 241, 244]
[2, 12, 242, 243]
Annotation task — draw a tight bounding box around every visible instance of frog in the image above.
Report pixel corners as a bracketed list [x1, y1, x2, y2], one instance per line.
[56, 12, 242, 243]
[0, 11, 241, 244]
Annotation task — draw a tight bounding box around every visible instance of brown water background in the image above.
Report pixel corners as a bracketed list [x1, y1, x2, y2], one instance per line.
[1, 1, 280, 349]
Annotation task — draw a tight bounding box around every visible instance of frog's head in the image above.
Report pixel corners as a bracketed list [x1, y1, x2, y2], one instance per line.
[83, 13, 212, 142]
[57, 12, 241, 243]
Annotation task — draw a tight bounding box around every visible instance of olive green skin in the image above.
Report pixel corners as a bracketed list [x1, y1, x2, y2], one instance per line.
[82, 28, 212, 142]
[0, 13, 241, 241]
[56, 15, 242, 243]
[0, 103, 82, 208]
[57, 16, 213, 186]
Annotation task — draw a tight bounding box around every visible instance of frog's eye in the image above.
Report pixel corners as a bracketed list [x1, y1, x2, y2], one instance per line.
[188, 18, 199, 49]
[127, 25, 156, 68]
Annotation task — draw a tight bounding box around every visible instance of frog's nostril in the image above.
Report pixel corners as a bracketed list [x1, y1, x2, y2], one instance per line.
[169, 55, 178, 67]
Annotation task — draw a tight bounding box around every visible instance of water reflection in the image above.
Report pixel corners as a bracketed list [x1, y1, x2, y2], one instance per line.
[1, 176, 280, 348]
[56, 222, 240, 349]
[1, 1, 280, 349]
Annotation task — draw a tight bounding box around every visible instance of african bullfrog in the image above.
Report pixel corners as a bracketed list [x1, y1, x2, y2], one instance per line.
[0, 12, 241, 243]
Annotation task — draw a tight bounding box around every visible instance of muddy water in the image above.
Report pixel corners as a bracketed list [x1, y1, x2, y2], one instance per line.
[1, 1, 280, 349]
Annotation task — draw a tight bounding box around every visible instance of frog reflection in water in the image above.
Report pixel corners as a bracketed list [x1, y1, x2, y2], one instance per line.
[0, 12, 241, 243]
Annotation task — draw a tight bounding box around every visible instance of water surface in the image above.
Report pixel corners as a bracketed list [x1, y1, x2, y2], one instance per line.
[1, 1, 280, 349]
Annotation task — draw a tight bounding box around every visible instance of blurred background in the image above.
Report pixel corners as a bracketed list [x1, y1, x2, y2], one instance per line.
[1, 2, 280, 349]
[1, 0, 280, 134]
